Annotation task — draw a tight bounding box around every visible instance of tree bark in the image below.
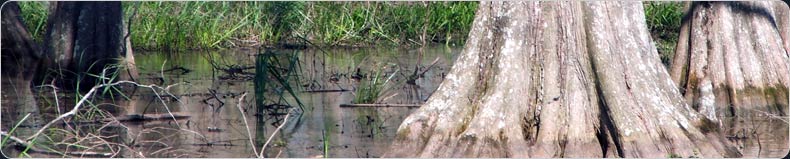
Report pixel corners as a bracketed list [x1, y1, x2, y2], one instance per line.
[1, 1, 45, 134]
[386, 1, 739, 157]
[670, 1, 789, 124]
[41, 2, 129, 90]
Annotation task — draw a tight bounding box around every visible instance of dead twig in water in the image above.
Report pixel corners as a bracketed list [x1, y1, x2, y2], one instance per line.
[235, 93, 260, 157]
[260, 109, 293, 158]
[25, 81, 183, 143]
[339, 103, 421, 108]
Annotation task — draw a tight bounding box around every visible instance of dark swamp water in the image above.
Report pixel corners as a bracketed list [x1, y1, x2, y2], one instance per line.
[2, 46, 460, 158]
[1, 46, 788, 158]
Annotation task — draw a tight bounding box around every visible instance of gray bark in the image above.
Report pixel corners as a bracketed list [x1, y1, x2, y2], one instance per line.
[386, 1, 739, 157]
[671, 2, 789, 118]
[669, 2, 790, 157]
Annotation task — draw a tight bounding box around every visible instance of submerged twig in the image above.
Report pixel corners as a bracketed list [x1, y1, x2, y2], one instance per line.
[259, 109, 293, 158]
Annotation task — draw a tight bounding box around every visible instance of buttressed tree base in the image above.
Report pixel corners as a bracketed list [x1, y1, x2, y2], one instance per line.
[386, 1, 743, 157]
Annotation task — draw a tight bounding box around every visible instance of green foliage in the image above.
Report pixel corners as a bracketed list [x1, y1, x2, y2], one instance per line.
[16, 2, 48, 43]
[15, 2, 476, 50]
[644, 2, 684, 67]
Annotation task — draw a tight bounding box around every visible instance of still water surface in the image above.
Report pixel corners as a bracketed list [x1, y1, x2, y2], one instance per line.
[1, 46, 787, 157]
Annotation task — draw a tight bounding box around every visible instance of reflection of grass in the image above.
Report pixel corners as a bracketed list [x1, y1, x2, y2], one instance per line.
[255, 50, 305, 114]
[352, 64, 398, 104]
[644, 2, 684, 67]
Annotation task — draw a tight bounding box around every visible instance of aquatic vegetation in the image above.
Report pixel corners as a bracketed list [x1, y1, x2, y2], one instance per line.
[352, 63, 398, 104]
[254, 50, 305, 120]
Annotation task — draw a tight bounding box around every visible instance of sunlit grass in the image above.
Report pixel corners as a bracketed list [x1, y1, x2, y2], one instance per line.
[644, 2, 684, 67]
[16, 2, 476, 50]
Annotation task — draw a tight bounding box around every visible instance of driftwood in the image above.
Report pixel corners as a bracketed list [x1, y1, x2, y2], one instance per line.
[57, 113, 190, 126]
[339, 103, 421, 108]
[303, 89, 350, 93]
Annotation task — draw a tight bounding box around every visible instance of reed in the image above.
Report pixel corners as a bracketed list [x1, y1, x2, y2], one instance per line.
[353, 64, 398, 104]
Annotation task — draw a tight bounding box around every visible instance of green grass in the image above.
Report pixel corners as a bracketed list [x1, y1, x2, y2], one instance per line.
[644, 2, 684, 67]
[16, 2, 477, 51]
[18, 1, 682, 55]
[16, 1, 48, 44]
[353, 63, 398, 104]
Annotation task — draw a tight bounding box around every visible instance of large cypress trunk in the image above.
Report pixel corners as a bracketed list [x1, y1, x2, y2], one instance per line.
[385, 1, 739, 157]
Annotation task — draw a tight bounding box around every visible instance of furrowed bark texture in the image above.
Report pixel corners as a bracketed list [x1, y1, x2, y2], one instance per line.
[670, 1, 789, 124]
[41, 2, 128, 90]
[386, 1, 739, 158]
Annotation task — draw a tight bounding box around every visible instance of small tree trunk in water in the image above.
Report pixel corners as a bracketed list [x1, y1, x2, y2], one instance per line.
[386, 1, 739, 157]
[669, 2, 790, 157]
[671, 1, 790, 120]
[1, 1, 45, 134]
[41, 2, 128, 90]
[671, 1, 790, 124]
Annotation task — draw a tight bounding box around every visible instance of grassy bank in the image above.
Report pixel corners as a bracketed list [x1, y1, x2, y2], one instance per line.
[17, 1, 477, 50]
[16, 2, 683, 56]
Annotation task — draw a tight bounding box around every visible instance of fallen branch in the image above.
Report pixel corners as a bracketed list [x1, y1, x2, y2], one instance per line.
[26, 81, 183, 142]
[339, 103, 421, 108]
[302, 89, 350, 93]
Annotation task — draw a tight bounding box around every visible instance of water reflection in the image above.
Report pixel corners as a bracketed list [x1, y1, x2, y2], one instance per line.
[4, 46, 785, 157]
[2, 46, 458, 157]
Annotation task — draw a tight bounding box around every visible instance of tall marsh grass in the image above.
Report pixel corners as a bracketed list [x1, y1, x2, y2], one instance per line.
[16, 2, 477, 50]
[17, 1, 682, 53]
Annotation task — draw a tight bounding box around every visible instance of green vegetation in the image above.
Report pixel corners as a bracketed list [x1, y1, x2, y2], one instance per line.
[16, 1, 682, 55]
[17, 2, 477, 50]
[254, 50, 305, 112]
[17, 1, 48, 44]
[353, 63, 398, 104]
[644, 2, 684, 67]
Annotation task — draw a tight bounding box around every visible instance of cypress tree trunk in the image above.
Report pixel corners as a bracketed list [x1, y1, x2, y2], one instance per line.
[41, 2, 129, 90]
[386, 1, 739, 157]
